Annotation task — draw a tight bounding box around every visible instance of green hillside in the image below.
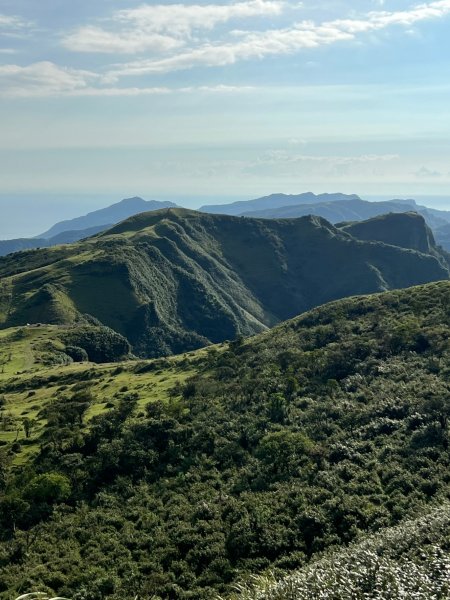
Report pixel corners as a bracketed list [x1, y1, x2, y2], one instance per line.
[0, 281, 449, 598]
[0, 209, 448, 358]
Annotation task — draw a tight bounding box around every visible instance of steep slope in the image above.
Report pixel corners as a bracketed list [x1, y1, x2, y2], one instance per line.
[38, 196, 177, 238]
[0, 281, 449, 599]
[199, 192, 360, 215]
[0, 208, 448, 357]
[338, 212, 437, 254]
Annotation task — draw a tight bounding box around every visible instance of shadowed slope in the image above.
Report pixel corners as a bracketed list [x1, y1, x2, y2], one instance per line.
[0, 208, 448, 357]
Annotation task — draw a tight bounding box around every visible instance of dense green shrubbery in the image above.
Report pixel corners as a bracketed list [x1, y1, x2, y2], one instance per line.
[61, 326, 131, 363]
[226, 506, 450, 599]
[65, 346, 89, 363]
[0, 282, 449, 598]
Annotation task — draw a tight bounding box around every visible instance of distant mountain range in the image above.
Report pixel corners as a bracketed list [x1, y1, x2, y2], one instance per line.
[0, 197, 177, 257]
[200, 193, 450, 250]
[38, 196, 178, 237]
[0, 208, 448, 357]
[1, 192, 449, 257]
[199, 192, 361, 215]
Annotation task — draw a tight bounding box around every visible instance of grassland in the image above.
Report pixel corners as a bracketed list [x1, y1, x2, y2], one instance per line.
[0, 324, 216, 464]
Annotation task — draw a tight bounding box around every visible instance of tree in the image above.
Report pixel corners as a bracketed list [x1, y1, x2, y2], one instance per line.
[22, 417, 35, 439]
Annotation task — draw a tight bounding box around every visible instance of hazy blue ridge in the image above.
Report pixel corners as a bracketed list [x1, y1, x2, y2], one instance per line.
[199, 192, 361, 215]
[38, 197, 178, 238]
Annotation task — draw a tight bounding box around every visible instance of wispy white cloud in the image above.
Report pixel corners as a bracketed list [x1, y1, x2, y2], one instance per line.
[105, 25, 352, 79]
[4, 1, 450, 96]
[251, 150, 399, 165]
[0, 13, 33, 38]
[106, 0, 450, 76]
[414, 166, 442, 178]
[0, 62, 99, 97]
[63, 0, 284, 54]
[62, 27, 184, 55]
[114, 0, 285, 36]
[0, 61, 255, 97]
[0, 14, 30, 29]
[244, 150, 400, 177]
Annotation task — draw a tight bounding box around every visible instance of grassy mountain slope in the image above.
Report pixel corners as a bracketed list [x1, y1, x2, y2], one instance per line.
[0, 324, 208, 466]
[0, 280, 449, 598]
[0, 209, 448, 358]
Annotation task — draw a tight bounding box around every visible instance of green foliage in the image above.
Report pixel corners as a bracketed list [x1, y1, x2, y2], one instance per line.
[0, 281, 449, 598]
[61, 327, 130, 363]
[64, 346, 88, 363]
[227, 506, 450, 599]
[24, 473, 71, 505]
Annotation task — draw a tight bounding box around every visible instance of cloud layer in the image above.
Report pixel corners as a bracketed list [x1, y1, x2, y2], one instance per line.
[1, 0, 450, 96]
[108, 0, 450, 77]
[63, 0, 284, 54]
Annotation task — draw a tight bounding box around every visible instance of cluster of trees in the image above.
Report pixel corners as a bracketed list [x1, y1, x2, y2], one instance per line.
[61, 326, 131, 363]
[0, 282, 448, 599]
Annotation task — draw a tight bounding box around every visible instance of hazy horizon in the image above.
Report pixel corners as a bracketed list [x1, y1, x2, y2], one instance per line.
[1, 0, 450, 220]
[1, 191, 450, 240]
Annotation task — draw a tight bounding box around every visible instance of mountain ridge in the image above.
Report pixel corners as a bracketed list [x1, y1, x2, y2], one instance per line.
[0, 208, 448, 357]
[199, 192, 361, 215]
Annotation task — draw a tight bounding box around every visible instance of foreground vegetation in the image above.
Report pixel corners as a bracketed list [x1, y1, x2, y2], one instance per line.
[0, 281, 449, 598]
[227, 505, 450, 599]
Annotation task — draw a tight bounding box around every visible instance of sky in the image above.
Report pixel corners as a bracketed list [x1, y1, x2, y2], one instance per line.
[1, 0, 450, 237]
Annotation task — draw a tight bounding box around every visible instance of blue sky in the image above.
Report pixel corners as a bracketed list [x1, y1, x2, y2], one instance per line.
[1, 0, 450, 236]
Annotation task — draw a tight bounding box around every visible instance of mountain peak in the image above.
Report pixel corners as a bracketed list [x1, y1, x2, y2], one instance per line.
[38, 197, 179, 239]
[338, 211, 436, 254]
